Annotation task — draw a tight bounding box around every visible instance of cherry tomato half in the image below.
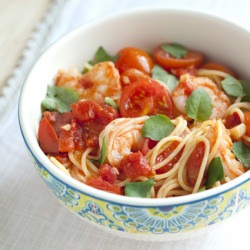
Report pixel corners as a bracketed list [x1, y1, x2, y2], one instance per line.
[119, 79, 174, 118]
[38, 117, 59, 154]
[115, 47, 154, 75]
[154, 45, 203, 70]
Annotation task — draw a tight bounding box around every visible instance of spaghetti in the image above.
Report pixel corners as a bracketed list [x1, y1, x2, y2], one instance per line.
[38, 43, 250, 198]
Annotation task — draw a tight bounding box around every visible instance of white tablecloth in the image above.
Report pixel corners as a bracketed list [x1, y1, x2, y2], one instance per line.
[1, 0, 250, 249]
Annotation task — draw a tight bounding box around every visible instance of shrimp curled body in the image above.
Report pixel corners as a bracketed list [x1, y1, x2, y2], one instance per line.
[99, 116, 148, 168]
[193, 120, 245, 181]
[172, 74, 231, 119]
[55, 62, 122, 102]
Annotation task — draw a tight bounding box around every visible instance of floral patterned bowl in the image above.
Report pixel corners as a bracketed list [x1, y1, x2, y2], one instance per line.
[19, 8, 250, 241]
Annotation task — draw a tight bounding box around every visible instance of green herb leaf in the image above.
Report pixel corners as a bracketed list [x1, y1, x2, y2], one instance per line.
[232, 141, 250, 168]
[82, 47, 116, 73]
[105, 97, 119, 110]
[125, 178, 155, 198]
[240, 79, 250, 101]
[93, 46, 116, 64]
[142, 114, 174, 141]
[42, 86, 79, 113]
[221, 75, 246, 97]
[82, 60, 93, 74]
[99, 136, 107, 166]
[152, 65, 178, 91]
[205, 157, 225, 189]
[161, 43, 187, 58]
[186, 88, 212, 121]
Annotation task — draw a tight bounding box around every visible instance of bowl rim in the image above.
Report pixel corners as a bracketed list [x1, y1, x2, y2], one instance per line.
[19, 6, 250, 207]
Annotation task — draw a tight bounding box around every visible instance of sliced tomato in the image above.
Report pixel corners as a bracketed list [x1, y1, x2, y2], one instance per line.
[115, 47, 154, 75]
[120, 151, 153, 179]
[225, 112, 241, 129]
[85, 176, 122, 195]
[201, 62, 235, 76]
[244, 111, 250, 136]
[38, 117, 59, 154]
[119, 79, 174, 118]
[155, 141, 183, 174]
[154, 45, 203, 70]
[186, 142, 205, 187]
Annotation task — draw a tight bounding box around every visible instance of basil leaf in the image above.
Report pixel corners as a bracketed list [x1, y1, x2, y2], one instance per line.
[206, 157, 225, 189]
[186, 88, 212, 121]
[152, 65, 178, 91]
[125, 178, 155, 198]
[42, 97, 70, 113]
[142, 114, 174, 141]
[232, 141, 250, 168]
[99, 136, 107, 166]
[105, 97, 119, 110]
[42, 86, 79, 113]
[93, 46, 116, 64]
[161, 43, 187, 58]
[221, 75, 246, 97]
[82, 60, 93, 74]
[82, 47, 116, 73]
[240, 80, 250, 101]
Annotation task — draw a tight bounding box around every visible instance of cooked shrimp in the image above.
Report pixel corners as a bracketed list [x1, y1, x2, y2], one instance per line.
[172, 74, 231, 119]
[99, 116, 148, 167]
[55, 62, 121, 102]
[120, 68, 150, 86]
[194, 119, 245, 180]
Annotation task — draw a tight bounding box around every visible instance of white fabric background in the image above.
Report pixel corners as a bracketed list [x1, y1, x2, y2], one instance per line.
[1, 0, 250, 249]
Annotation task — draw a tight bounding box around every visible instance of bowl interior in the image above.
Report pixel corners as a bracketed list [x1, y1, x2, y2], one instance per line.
[19, 8, 250, 206]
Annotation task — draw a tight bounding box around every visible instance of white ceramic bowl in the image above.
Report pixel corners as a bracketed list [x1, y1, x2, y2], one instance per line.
[19, 8, 250, 241]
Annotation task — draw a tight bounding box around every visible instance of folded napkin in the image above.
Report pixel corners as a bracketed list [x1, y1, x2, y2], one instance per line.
[1, 0, 250, 249]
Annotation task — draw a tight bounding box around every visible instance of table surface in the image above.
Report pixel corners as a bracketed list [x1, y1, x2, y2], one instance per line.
[0, 0, 51, 94]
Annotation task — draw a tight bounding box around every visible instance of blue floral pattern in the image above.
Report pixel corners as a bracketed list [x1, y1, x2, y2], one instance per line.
[107, 197, 223, 233]
[33, 158, 250, 235]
